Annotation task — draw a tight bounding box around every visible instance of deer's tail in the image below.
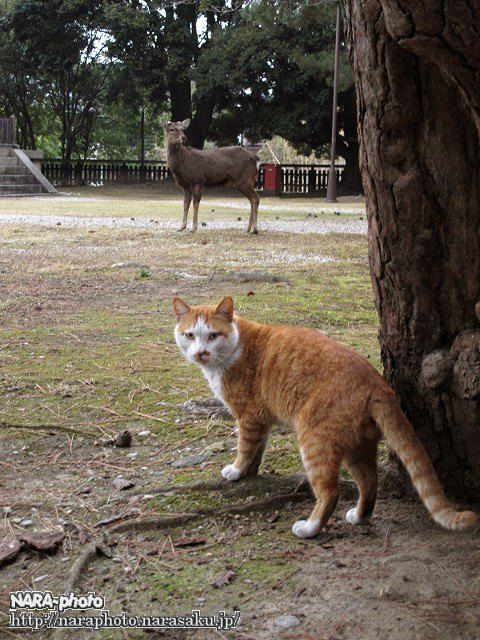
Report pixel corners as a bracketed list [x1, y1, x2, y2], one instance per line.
[370, 393, 478, 531]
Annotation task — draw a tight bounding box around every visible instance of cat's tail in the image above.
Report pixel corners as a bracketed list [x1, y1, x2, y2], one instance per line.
[370, 392, 478, 531]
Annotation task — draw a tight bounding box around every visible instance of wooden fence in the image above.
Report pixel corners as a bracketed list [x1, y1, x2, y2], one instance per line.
[281, 164, 343, 194]
[41, 159, 170, 187]
[0, 117, 16, 146]
[42, 158, 344, 195]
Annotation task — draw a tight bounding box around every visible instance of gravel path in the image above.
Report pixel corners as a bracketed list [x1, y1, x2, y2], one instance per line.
[0, 212, 367, 235]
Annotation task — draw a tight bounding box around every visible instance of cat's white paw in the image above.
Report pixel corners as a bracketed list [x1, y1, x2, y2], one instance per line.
[345, 507, 369, 524]
[292, 518, 321, 538]
[221, 464, 241, 481]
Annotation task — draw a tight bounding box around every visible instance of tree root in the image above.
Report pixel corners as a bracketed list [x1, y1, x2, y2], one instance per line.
[108, 490, 314, 534]
[129, 473, 312, 498]
[108, 476, 356, 534]
[52, 543, 110, 640]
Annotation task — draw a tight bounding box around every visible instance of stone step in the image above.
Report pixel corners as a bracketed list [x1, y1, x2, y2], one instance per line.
[0, 157, 21, 167]
[0, 165, 30, 175]
[0, 147, 14, 157]
[0, 184, 46, 195]
[0, 174, 38, 184]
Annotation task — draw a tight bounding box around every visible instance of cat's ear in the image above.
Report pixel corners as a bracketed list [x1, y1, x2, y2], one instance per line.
[173, 297, 191, 318]
[215, 297, 234, 322]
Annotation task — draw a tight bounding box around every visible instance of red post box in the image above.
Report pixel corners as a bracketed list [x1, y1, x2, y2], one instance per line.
[263, 163, 282, 196]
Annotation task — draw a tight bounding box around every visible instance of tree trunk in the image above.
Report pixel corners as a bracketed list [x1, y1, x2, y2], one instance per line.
[169, 77, 192, 124]
[337, 135, 362, 195]
[188, 94, 216, 150]
[342, 0, 480, 498]
[169, 78, 216, 150]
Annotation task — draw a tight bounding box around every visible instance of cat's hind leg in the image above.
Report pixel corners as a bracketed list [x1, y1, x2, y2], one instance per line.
[292, 422, 341, 538]
[343, 438, 378, 525]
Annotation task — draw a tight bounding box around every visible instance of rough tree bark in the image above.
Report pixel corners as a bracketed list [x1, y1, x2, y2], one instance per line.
[342, 0, 480, 498]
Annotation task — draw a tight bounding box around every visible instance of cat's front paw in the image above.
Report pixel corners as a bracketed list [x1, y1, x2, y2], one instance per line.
[221, 464, 242, 481]
[292, 518, 321, 538]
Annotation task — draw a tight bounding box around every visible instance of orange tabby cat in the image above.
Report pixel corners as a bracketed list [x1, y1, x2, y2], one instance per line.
[173, 296, 478, 537]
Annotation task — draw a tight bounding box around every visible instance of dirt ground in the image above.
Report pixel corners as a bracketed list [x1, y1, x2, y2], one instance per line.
[0, 190, 478, 640]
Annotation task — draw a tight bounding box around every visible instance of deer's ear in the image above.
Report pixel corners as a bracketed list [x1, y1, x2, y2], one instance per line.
[173, 297, 191, 318]
[215, 297, 234, 322]
[180, 118, 191, 130]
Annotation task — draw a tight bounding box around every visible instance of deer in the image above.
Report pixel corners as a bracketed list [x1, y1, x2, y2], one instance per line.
[162, 119, 260, 233]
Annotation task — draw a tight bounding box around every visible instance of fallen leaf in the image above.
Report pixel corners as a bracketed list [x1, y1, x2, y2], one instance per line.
[172, 537, 206, 548]
[0, 540, 22, 566]
[212, 570, 236, 588]
[19, 530, 64, 552]
[112, 478, 135, 491]
[266, 512, 279, 523]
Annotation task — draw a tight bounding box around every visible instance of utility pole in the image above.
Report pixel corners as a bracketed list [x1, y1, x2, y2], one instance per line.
[140, 107, 145, 164]
[326, 2, 341, 203]
[140, 107, 146, 183]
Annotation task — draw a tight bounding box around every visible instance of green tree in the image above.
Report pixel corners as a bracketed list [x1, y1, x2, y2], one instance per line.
[0, 0, 49, 148]
[6, 0, 113, 168]
[204, 0, 361, 192]
[106, 0, 247, 149]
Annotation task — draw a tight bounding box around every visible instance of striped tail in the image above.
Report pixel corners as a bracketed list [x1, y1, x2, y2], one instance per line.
[370, 393, 478, 531]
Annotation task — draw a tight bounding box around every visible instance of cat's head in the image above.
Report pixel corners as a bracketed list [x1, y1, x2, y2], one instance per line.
[173, 296, 240, 368]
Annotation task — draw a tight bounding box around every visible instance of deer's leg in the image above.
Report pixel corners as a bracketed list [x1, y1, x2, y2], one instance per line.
[250, 190, 260, 234]
[244, 186, 260, 234]
[179, 188, 192, 232]
[191, 185, 203, 232]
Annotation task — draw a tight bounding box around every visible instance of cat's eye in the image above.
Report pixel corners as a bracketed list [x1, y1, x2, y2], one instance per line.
[184, 332, 194, 340]
[208, 332, 219, 341]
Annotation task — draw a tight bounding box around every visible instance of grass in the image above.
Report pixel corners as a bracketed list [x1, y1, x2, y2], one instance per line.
[0, 225, 378, 435]
[0, 191, 378, 637]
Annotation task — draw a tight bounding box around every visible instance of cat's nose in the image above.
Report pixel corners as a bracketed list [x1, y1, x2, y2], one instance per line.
[194, 350, 210, 362]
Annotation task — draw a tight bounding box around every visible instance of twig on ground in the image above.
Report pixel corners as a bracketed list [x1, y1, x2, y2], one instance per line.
[0, 421, 97, 438]
[435, 561, 479, 603]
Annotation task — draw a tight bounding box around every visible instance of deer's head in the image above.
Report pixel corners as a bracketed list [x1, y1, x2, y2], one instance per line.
[162, 119, 190, 145]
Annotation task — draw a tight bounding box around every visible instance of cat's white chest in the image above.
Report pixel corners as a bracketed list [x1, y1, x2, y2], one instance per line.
[203, 367, 226, 406]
